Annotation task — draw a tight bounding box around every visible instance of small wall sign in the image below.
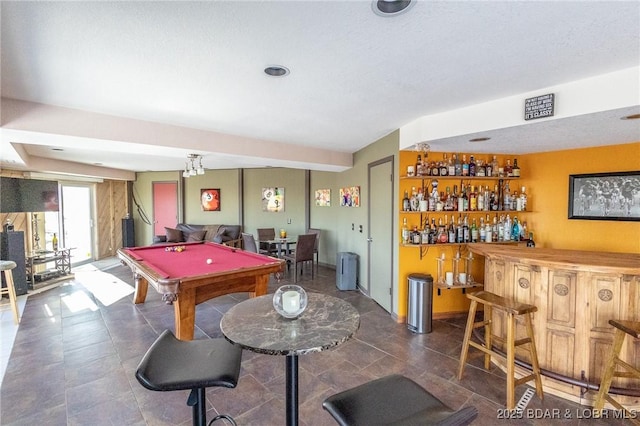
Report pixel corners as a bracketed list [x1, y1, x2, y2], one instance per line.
[524, 93, 554, 120]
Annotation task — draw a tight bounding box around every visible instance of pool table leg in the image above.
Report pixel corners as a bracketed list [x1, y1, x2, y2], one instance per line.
[174, 287, 196, 341]
[250, 274, 269, 298]
[133, 274, 148, 304]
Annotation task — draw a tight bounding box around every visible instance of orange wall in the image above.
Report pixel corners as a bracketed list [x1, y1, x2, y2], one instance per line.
[397, 142, 640, 320]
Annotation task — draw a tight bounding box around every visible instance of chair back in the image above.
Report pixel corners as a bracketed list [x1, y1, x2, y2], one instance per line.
[294, 234, 316, 262]
[257, 228, 275, 241]
[306, 228, 320, 251]
[241, 233, 258, 253]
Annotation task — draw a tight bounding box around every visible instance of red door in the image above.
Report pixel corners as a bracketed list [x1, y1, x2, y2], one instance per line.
[153, 182, 178, 236]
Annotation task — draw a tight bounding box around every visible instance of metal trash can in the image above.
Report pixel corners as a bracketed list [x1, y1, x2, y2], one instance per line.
[336, 252, 358, 290]
[407, 273, 433, 333]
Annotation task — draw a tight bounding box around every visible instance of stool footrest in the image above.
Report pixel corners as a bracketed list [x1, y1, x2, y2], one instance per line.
[473, 319, 491, 329]
[515, 374, 537, 387]
[514, 337, 532, 347]
[613, 359, 640, 380]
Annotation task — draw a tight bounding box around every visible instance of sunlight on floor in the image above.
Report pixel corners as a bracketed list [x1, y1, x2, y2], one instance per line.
[75, 269, 134, 307]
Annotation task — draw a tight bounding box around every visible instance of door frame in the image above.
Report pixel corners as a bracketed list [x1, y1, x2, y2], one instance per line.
[367, 155, 395, 310]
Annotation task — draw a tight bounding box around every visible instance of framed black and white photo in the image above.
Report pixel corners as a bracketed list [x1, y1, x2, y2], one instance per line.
[568, 171, 640, 221]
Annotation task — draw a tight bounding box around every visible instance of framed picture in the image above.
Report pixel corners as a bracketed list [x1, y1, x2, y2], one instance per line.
[315, 189, 331, 207]
[568, 171, 640, 221]
[340, 186, 360, 207]
[201, 188, 221, 211]
[262, 187, 284, 212]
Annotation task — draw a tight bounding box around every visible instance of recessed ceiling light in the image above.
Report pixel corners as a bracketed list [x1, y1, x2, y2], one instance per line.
[52, 148, 64, 151]
[469, 137, 491, 142]
[93, 162, 102, 166]
[621, 113, 640, 120]
[264, 66, 290, 77]
[372, 0, 415, 17]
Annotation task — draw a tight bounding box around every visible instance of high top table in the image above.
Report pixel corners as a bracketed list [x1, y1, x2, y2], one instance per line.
[220, 292, 360, 426]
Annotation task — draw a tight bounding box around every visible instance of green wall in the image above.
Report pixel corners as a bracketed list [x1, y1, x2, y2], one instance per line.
[131, 131, 400, 313]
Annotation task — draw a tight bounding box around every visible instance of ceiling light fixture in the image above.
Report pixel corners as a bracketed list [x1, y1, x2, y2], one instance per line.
[264, 65, 290, 77]
[621, 113, 640, 120]
[183, 154, 205, 178]
[414, 142, 430, 155]
[469, 137, 491, 142]
[372, 0, 415, 17]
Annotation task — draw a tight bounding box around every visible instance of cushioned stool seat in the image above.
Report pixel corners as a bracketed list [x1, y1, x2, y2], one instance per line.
[135, 330, 242, 426]
[0, 260, 20, 324]
[322, 374, 478, 426]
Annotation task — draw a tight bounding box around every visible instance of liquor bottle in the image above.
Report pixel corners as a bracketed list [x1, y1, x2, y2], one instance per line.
[415, 154, 423, 176]
[490, 187, 499, 211]
[437, 218, 448, 243]
[454, 153, 462, 176]
[492, 215, 499, 242]
[463, 215, 470, 243]
[403, 190, 410, 212]
[451, 185, 459, 211]
[485, 157, 494, 177]
[511, 189, 518, 211]
[52, 233, 58, 251]
[402, 218, 410, 244]
[431, 159, 440, 176]
[448, 154, 456, 176]
[440, 153, 448, 176]
[469, 155, 476, 176]
[485, 214, 492, 243]
[520, 186, 528, 211]
[471, 218, 478, 243]
[527, 232, 536, 247]
[435, 191, 444, 211]
[457, 184, 465, 212]
[461, 155, 469, 176]
[412, 225, 421, 244]
[503, 181, 511, 211]
[469, 185, 477, 211]
[410, 187, 418, 211]
[448, 214, 456, 243]
[429, 218, 438, 244]
[497, 215, 504, 241]
[479, 216, 486, 242]
[511, 216, 521, 241]
[421, 224, 429, 245]
[512, 158, 520, 178]
[456, 215, 464, 243]
[505, 159, 513, 177]
[444, 186, 453, 211]
[503, 214, 512, 241]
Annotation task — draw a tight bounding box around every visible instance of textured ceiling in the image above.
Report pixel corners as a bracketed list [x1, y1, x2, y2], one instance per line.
[1, 1, 639, 177]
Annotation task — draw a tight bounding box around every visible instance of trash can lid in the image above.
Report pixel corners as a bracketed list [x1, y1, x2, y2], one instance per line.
[408, 273, 433, 281]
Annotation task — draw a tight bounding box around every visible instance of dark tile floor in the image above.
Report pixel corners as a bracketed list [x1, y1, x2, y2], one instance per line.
[0, 260, 629, 425]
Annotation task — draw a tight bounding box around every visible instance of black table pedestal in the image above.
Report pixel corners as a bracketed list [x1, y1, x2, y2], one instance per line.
[286, 354, 299, 426]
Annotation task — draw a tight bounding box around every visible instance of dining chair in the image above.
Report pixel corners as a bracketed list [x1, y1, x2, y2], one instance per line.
[241, 233, 258, 253]
[282, 234, 316, 283]
[257, 228, 278, 255]
[306, 228, 321, 273]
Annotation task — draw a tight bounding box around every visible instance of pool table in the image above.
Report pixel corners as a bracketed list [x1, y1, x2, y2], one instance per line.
[117, 241, 285, 340]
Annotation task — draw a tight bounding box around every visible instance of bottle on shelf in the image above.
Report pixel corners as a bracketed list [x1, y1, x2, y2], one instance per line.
[411, 225, 421, 244]
[454, 153, 462, 176]
[505, 159, 513, 177]
[421, 224, 429, 245]
[456, 215, 464, 243]
[402, 218, 410, 244]
[469, 185, 477, 211]
[440, 153, 448, 176]
[492, 214, 499, 242]
[429, 218, 438, 244]
[527, 232, 536, 248]
[448, 214, 456, 243]
[462, 215, 470, 243]
[448, 154, 456, 176]
[503, 181, 511, 211]
[469, 155, 476, 177]
[471, 218, 478, 243]
[437, 218, 448, 243]
[512, 158, 521, 178]
[503, 214, 512, 241]
[403, 190, 410, 212]
[52, 233, 58, 251]
[415, 154, 423, 176]
[520, 186, 528, 211]
[461, 154, 469, 176]
[511, 216, 521, 241]
[479, 216, 486, 242]
[476, 158, 486, 177]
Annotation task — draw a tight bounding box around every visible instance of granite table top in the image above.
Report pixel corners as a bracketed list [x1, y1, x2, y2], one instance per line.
[220, 292, 360, 356]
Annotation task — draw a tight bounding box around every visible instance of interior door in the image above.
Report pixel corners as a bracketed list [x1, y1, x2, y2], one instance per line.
[368, 157, 394, 312]
[153, 182, 178, 235]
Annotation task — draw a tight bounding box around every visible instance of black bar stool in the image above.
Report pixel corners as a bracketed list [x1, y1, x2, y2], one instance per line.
[323, 374, 478, 425]
[135, 330, 242, 426]
[594, 320, 640, 426]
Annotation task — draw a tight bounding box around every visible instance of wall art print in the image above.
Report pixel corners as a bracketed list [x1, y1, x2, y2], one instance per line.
[315, 189, 331, 207]
[262, 187, 284, 212]
[201, 188, 220, 211]
[340, 186, 360, 207]
[568, 171, 640, 221]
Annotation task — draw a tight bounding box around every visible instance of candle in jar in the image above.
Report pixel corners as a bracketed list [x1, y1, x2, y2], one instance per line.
[282, 290, 300, 313]
[445, 271, 454, 286]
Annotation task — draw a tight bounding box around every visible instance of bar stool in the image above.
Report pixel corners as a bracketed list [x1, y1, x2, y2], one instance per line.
[594, 320, 640, 425]
[458, 290, 543, 409]
[0, 260, 20, 324]
[136, 330, 242, 426]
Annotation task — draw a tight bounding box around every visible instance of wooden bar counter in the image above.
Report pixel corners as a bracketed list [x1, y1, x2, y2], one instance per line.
[467, 244, 640, 408]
